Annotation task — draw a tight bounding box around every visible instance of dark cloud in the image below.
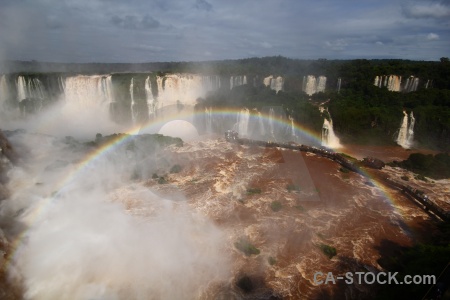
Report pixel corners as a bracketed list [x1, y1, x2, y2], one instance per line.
[0, 0, 449, 62]
[142, 15, 160, 29]
[195, 0, 213, 12]
[45, 16, 64, 29]
[110, 14, 160, 30]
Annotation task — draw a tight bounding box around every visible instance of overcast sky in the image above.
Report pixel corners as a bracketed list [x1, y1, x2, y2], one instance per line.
[0, 0, 448, 63]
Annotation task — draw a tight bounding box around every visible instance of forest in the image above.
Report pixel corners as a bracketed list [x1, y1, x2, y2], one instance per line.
[194, 57, 450, 151]
[3, 56, 450, 150]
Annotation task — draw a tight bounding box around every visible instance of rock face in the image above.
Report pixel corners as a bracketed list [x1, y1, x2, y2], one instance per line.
[0, 130, 22, 297]
[0, 130, 18, 165]
[19, 98, 43, 115]
[362, 157, 385, 169]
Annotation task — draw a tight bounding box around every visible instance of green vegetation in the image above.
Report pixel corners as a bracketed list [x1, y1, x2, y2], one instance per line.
[234, 238, 260, 256]
[390, 153, 450, 179]
[270, 201, 282, 212]
[191, 57, 450, 151]
[95, 133, 183, 151]
[415, 174, 428, 182]
[268, 256, 277, 266]
[339, 153, 355, 160]
[157, 177, 168, 184]
[170, 164, 182, 174]
[318, 243, 337, 259]
[294, 204, 306, 212]
[339, 167, 350, 173]
[246, 187, 262, 195]
[376, 222, 450, 299]
[286, 183, 301, 192]
[6, 57, 450, 150]
[236, 276, 253, 293]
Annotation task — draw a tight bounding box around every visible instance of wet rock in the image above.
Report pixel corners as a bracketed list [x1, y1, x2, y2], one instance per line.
[0, 130, 19, 165]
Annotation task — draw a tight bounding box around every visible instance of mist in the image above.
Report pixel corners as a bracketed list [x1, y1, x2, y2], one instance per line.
[1, 129, 230, 299]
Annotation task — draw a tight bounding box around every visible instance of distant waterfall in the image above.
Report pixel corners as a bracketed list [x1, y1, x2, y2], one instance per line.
[337, 78, 341, 93]
[257, 112, 265, 136]
[145, 76, 155, 117]
[156, 74, 221, 109]
[403, 76, 419, 92]
[396, 111, 415, 148]
[230, 75, 247, 90]
[63, 75, 113, 111]
[0, 75, 9, 109]
[16, 76, 46, 100]
[205, 107, 212, 133]
[407, 112, 415, 146]
[321, 108, 341, 148]
[374, 75, 402, 91]
[263, 76, 284, 93]
[374, 75, 421, 92]
[302, 75, 327, 96]
[236, 108, 250, 137]
[129, 78, 137, 124]
[269, 108, 275, 138]
[288, 115, 297, 140]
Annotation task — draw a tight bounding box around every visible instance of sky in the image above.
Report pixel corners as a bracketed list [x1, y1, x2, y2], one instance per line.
[0, 0, 448, 63]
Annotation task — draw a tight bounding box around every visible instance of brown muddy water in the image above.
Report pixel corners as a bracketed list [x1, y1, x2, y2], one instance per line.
[140, 139, 440, 299]
[1, 137, 446, 299]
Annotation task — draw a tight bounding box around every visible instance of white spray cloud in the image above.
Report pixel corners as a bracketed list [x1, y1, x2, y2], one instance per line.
[2, 128, 230, 299]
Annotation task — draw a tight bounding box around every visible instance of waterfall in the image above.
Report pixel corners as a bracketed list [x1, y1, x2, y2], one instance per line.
[145, 76, 155, 117]
[407, 112, 415, 147]
[230, 75, 247, 90]
[130, 78, 137, 124]
[16, 76, 46, 100]
[63, 75, 113, 112]
[403, 76, 419, 92]
[104, 76, 114, 103]
[270, 76, 283, 92]
[0, 75, 9, 109]
[236, 108, 250, 137]
[205, 107, 212, 133]
[303, 75, 326, 96]
[321, 109, 341, 148]
[263, 76, 284, 93]
[288, 115, 297, 139]
[155, 74, 221, 109]
[375, 75, 420, 92]
[257, 112, 265, 136]
[337, 78, 341, 93]
[374, 76, 380, 87]
[396, 111, 415, 149]
[269, 108, 275, 138]
[316, 76, 327, 93]
[321, 119, 341, 148]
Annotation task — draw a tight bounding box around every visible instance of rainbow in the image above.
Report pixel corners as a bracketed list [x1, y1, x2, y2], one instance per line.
[136, 106, 323, 144]
[6, 106, 411, 270]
